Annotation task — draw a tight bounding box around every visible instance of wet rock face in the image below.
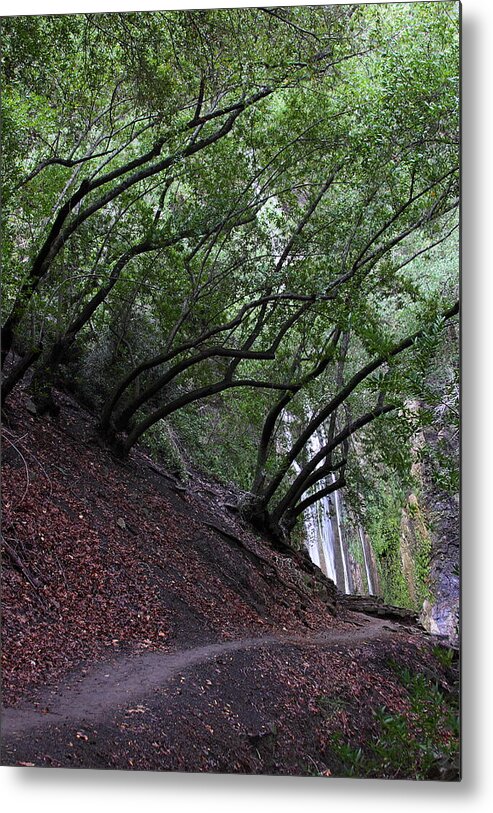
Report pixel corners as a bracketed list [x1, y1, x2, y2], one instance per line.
[420, 491, 459, 644]
[420, 424, 459, 646]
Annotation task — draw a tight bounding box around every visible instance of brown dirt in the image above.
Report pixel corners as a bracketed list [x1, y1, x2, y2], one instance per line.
[1, 385, 458, 776]
[2, 615, 441, 774]
[1, 615, 389, 737]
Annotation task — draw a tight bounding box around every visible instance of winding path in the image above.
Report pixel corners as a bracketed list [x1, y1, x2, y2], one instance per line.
[2, 615, 397, 739]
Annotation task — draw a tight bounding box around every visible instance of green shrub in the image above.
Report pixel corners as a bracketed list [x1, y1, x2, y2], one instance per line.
[328, 668, 459, 780]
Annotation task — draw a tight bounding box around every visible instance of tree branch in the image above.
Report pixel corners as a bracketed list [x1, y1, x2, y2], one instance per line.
[260, 301, 459, 507]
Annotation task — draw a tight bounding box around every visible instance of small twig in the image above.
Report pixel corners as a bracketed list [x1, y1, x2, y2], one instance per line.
[2, 433, 30, 508]
[3, 428, 29, 443]
[146, 460, 187, 491]
[306, 754, 323, 775]
[1, 535, 43, 589]
[3, 427, 53, 499]
[22, 444, 53, 499]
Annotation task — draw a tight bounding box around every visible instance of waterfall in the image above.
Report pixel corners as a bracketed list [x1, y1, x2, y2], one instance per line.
[359, 525, 374, 595]
[293, 428, 337, 583]
[299, 426, 346, 590]
[332, 474, 351, 594]
[283, 420, 337, 584]
[305, 432, 337, 583]
[304, 500, 321, 569]
[310, 494, 337, 583]
[282, 416, 351, 593]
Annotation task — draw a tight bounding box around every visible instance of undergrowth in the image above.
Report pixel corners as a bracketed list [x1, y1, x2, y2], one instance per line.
[325, 664, 460, 780]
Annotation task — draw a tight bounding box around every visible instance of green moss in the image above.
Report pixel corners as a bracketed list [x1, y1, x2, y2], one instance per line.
[379, 553, 412, 608]
[366, 490, 412, 607]
[348, 531, 369, 593]
[365, 484, 435, 611]
[403, 494, 434, 608]
[414, 521, 433, 605]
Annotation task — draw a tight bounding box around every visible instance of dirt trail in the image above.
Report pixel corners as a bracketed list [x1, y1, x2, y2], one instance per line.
[2, 614, 394, 740]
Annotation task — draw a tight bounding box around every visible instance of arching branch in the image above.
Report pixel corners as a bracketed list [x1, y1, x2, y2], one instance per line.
[258, 301, 459, 509]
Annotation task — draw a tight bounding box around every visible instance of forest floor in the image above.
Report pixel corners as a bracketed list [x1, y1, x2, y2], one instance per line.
[1, 386, 459, 777]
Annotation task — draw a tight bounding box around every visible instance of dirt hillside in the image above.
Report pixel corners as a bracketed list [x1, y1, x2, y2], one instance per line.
[1, 387, 459, 777]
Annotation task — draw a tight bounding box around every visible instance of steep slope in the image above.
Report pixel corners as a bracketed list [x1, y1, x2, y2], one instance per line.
[1, 386, 336, 707]
[1, 387, 459, 778]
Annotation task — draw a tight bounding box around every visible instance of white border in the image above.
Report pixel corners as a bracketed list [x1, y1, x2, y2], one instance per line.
[2, 1, 492, 810]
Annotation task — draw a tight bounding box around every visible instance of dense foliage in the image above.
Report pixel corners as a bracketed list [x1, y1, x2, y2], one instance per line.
[1, 4, 459, 543]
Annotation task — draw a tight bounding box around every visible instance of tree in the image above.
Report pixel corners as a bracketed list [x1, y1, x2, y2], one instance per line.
[1, 5, 459, 549]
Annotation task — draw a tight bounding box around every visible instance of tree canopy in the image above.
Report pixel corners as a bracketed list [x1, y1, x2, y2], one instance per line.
[1, 3, 459, 542]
